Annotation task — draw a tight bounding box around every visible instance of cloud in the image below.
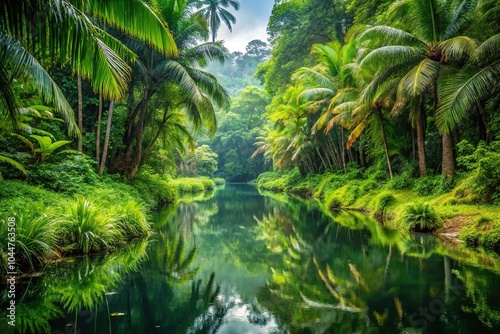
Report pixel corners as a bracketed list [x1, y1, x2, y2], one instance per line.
[216, 0, 274, 53]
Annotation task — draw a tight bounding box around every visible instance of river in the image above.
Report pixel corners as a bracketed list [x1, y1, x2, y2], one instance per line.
[3, 183, 500, 333]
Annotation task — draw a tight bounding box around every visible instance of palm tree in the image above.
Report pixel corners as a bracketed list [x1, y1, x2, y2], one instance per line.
[293, 39, 359, 173]
[359, 0, 478, 178]
[436, 0, 500, 135]
[194, 0, 240, 42]
[110, 0, 230, 179]
[0, 0, 177, 134]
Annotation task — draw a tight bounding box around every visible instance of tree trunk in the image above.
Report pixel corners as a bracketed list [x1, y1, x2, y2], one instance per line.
[377, 107, 393, 179]
[96, 95, 103, 166]
[476, 101, 488, 142]
[416, 101, 427, 177]
[441, 132, 455, 178]
[127, 103, 149, 179]
[339, 127, 347, 173]
[99, 100, 114, 176]
[77, 74, 83, 152]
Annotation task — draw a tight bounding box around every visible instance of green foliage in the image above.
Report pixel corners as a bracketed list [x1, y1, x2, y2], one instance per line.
[132, 169, 178, 208]
[199, 178, 216, 191]
[259, 178, 287, 192]
[28, 154, 99, 194]
[0, 180, 63, 204]
[401, 202, 442, 232]
[452, 141, 500, 203]
[213, 177, 225, 186]
[170, 178, 207, 193]
[476, 152, 500, 203]
[456, 140, 479, 172]
[63, 196, 123, 254]
[112, 201, 151, 239]
[181, 145, 219, 178]
[387, 175, 412, 190]
[412, 176, 441, 196]
[326, 195, 342, 209]
[0, 202, 59, 272]
[462, 217, 500, 251]
[373, 191, 395, 219]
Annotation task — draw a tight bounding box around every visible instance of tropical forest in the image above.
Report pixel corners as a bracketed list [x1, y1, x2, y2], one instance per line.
[1, 0, 500, 333]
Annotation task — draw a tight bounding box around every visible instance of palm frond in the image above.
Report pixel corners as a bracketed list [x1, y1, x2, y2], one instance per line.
[471, 33, 500, 67]
[0, 154, 26, 175]
[79, 0, 178, 57]
[444, 0, 478, 40]
[0, 33, 78, 136]
[360, 46, 423, 71]
[358, 26, 423, 47]
[436, 62, 499, 132]
[347, 115, 370, 149]
[0, 61, 17, 123]
[398, 58, 439, 98]
[438, 35, 477, 62]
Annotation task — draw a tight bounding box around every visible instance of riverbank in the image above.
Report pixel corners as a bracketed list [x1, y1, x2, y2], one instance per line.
[256, 167, 500, 252]
[0, 174, 223, 274]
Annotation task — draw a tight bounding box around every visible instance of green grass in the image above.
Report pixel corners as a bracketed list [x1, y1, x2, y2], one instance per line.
[63, 196, 123, 254]
[0, 202, 60, 272]
[255, 168, 500, 248]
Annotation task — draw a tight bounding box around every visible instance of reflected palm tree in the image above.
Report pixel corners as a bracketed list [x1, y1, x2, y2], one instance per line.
[155, 230, 199, 282]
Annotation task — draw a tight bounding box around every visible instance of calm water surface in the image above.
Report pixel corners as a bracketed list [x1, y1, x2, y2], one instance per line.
[3, 183, 500, 333]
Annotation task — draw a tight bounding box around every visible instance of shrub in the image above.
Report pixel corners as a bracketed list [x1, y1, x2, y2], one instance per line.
[401, 202, 442, 232]
[412, 176, 440, 196]
[387, 175, 412, 190]
[28, 154, 99, 194]
[199, 178, 216, 191]
[213, 178, 225, 186]
[262, 179, 286, 192]
[461, 217, 500, 251]
[476, 152, 500, 203]
[171, 178, 206, 193]
[132, 170, 178, 208]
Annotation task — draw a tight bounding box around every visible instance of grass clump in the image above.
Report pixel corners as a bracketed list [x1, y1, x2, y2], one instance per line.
[213, 178, 225, 186]
[401, 202, 442, 232]
[112, 201, 151, 239]
[373, 192, 396, 220]
[171, 178, 206, 193]
[63, 196, 123, 254]
[0, 203, 59, 272]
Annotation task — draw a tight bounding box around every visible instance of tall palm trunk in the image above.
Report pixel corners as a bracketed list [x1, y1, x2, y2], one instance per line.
[77, 74, 83, 152]
[442, 132, 455, 178]
[96, 94, 103, 166]
[99, 100, 114, 176]
[416, 100, 427, 177]
[339, 127, 347, 173]
[377, 107, 393, 179]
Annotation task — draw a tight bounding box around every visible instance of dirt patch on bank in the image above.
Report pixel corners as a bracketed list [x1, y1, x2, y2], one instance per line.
[435, 214, 477, 242]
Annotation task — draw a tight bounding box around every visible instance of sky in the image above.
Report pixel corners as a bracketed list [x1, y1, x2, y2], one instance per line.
[216, 0, 274, 53]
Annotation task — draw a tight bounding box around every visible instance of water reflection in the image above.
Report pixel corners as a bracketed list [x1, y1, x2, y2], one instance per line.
[2, 184, 500, 333]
